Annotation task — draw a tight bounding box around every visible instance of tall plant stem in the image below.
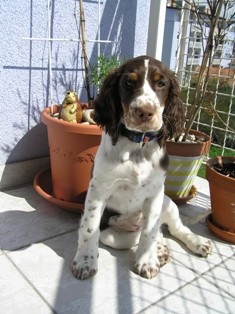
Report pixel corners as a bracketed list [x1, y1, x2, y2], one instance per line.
[79, 0, 92, 106]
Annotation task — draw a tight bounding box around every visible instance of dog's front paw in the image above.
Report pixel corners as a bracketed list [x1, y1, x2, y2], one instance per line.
[135, 252, 160, 279]
[72, 254, 98, 280]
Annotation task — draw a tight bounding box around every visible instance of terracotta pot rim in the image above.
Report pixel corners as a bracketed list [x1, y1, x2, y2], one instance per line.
[166, 129, 211, 157]
[206, 156, 235, 185]
[41, 107, 102, 135]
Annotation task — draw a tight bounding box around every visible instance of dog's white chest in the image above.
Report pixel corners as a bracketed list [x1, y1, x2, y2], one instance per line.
[105, 152, 162, 213]
[107, 180, 152, 213]
[93, 135, 166, 213]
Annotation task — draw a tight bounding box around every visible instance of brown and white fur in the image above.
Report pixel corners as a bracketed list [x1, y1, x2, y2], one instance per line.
[72, 56, 212, 280]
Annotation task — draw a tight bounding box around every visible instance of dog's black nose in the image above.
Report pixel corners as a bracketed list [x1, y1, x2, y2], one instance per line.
[135, 106, 154, 122]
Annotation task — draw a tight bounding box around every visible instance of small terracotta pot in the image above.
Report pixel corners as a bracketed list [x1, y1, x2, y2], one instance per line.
[206, 156, 235, 243]
[165, 130, 211, 203]
[39, 107, 102, 206]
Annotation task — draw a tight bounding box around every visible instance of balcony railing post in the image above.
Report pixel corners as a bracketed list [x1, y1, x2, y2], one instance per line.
[146, 0, 167, 61]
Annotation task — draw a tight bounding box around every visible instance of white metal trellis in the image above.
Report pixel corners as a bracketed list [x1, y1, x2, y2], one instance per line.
[23, 0, 116, 106]
[175, 0, 235, 156]
[47, 0, 53, 108]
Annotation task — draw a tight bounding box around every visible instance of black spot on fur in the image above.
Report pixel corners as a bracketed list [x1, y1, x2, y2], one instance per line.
[160, 152, 169, 171]
[88, 206, 96, 212]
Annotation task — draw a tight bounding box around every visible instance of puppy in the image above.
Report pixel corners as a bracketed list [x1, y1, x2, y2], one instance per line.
[72, 56, 212, 280]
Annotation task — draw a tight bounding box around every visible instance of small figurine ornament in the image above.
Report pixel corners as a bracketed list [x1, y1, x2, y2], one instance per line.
[82, 109, 96, 124]
[59, 91, 82, 123]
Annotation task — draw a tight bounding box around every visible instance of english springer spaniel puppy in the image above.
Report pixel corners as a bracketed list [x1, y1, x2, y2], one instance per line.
[72, 56, 212, 280]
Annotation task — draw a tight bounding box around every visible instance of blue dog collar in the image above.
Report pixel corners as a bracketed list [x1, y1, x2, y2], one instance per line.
[120, 124, 161, 146]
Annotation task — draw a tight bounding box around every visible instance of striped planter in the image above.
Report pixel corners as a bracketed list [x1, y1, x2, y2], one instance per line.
[165, 155, 204, 198]
[165, 130, 211, 204]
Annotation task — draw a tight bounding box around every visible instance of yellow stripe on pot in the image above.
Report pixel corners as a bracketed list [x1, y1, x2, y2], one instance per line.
[165, 178, 195, 187]
[166, 169, 200, 177]
[165, 177, 194, 197]
[168, 158, 201, 166]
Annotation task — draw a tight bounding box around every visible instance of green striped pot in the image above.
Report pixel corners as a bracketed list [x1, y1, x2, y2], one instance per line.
[165, 130, 211, 204]
[165, 155, 203, 198]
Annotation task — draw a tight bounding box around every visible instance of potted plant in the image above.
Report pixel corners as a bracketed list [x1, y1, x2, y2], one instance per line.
[34, 0, 122, 212]
[89, 54, 124, 90]
[165, 0, 234, 203]
[34, 53, 123, 212]
[165, 130, 211, 203]
[206, 156, 235, 243]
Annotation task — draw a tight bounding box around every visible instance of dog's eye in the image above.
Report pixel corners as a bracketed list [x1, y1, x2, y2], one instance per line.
[125, 77, 136, 87]
[157, 81, 165, 88]
[125, 72, 138, 87]
[126, 78, 134, 87]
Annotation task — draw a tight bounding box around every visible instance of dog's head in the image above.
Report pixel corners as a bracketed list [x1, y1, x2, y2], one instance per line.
[94, 55, 184, 145]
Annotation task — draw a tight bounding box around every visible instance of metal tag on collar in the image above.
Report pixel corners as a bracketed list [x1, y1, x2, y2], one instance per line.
[141, 133, 155, 147]
[140, 133, 147, 147]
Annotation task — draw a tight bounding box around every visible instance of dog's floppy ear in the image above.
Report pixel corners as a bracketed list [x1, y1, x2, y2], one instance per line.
[163, 71, 185, 139]
[94, 69, 123, 145]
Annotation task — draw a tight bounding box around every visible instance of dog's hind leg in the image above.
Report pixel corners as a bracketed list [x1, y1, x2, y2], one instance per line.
[161, 195, 212, 257]
[100, 226, 170, 267]
[99, 210, 143, 249]
[100, 228, 141, 249]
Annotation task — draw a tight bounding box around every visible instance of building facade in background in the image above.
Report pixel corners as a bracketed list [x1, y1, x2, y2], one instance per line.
[163, 5, 235, 71]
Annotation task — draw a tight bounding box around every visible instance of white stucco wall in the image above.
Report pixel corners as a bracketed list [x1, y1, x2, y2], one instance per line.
[0, 0, 151, 169]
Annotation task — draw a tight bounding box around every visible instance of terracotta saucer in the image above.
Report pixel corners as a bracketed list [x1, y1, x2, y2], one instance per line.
[34, 168, 84, 213]
[169, 185, 197, 205]
[206, 214, 235, 244]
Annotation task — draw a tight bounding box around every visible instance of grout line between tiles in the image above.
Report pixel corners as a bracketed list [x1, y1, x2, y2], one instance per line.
[200, 273, 235, 299]
[1, 249, 58, 314]
[2, 228, 78, 253]
[136, 274, 202, 314]
[171, 253, 235, 299]
[197, 254, 235, 299]
[40, 227, 79, 244]
[137, 254, 235, 314]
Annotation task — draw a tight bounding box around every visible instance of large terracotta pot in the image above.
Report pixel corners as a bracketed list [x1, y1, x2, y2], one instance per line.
[34, 107, 102, 212]
[165, 130, 211, 204]
[206, 156, 235, 243]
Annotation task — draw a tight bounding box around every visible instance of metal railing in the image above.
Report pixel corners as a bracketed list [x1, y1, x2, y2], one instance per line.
[175, 1, 235, 156]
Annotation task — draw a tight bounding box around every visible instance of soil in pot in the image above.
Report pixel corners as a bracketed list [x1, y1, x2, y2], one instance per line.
[212, 162, 235, 178]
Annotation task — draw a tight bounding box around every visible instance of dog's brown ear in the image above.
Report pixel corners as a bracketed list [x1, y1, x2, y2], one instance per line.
[94, 69, 123, 145]
[163, 71, 185, 139]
